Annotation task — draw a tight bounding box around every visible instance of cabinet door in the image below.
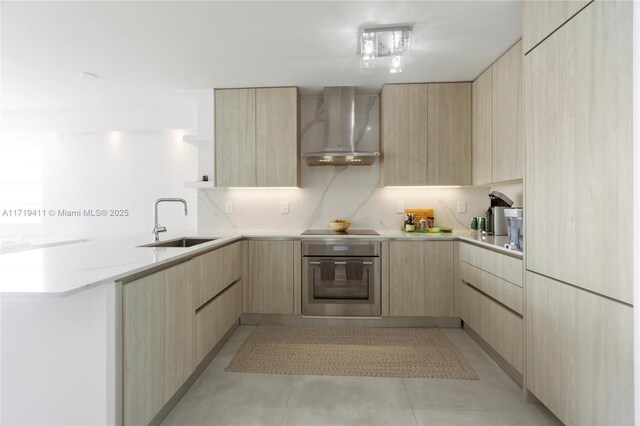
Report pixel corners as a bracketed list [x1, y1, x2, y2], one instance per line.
[193, 242, 243, 309]
[491, 40, 523, 183]
[525, 0, 632, 303]
[427, 83, 472, 185]
[256, 87, 300, 187]
[526, 272, 633, 425]
[245, 240, 295, 314]
[389, 241, 453, 316]
[123, 262, 195, 426]
[522, 0, 592, 54]
[381, 84, 429, 186]
[215, 88, 256, 187]
[472, 68, 492, 185]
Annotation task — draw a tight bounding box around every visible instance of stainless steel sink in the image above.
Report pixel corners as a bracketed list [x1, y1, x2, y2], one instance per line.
[139, 237, 217, 248]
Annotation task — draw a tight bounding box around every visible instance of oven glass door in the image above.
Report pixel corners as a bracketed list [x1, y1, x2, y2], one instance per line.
[309, 259, 371, 300]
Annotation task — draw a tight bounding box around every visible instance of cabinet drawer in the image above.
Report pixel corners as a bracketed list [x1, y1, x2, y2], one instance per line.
[195, 280, 242, 364]
[194, 242, 243, 309]
[461, 282, 523, 373]
[460, 243, 522, 286]
[461, 261, 523, 314]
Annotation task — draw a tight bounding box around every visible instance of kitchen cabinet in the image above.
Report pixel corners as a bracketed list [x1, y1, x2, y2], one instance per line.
[215, 89, 256, 187]
[471, 41, 523, 185]
[491, 40, 523, 183]
[389, 241, 453, 316]
[195, 280, 242, 364]
[215, 87, 300, 187]
[245, 240, 296, 314]
[381, 83, 471, 186]
[458, 242, 523, 375]
[381, 84, 429, 186]
[426, 83, 472, 185]
[460, 281, 523, 374]
[193, 241, 244, 365]
[193, 241, 243, 309]
[471, 68, 492, 186]
[256, 88, 300, 187]
[524, 0, 633, 303]
[526, 272, 633, 425]
[522, 0, 592, 54]
[122, 261, 195, 426]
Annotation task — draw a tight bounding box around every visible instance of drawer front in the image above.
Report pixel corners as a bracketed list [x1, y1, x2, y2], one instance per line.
[195, 280, 242, 364]
[460, 242, 522, 286]
[461, 282, 523, 373]
[194, 242, 243, 309]
[461, 261, 523, 314]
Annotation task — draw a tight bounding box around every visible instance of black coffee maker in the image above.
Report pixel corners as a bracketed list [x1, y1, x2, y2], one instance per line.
[485, 191, 514, 235]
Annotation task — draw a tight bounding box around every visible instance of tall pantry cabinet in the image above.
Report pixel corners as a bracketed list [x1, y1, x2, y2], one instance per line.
[523, 1, 634, 424]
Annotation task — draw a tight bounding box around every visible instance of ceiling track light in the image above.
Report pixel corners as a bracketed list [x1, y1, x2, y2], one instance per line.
[359, 26, 412, 74]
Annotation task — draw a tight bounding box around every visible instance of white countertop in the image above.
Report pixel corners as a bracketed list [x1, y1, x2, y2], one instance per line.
[0, 229, 521, 296]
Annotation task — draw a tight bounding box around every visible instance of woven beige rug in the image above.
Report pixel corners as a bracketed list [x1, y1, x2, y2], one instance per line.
[225, 325, 478, 380]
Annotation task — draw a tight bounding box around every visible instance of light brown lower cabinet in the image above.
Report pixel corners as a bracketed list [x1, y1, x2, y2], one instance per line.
[460, 282, 523, 374]
[389, 241, 454, 316]
[526, 271, 633, 425]
[123, 243, 245, 425]
[195, 280, 242, 364]
[245, 240, 296, 314]
[193, 241, 243, 309]
[122, 261, 195, 426]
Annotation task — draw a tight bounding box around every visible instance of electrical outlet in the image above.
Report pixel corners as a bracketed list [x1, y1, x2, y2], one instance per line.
[224, 201, 233, 214]
[280, 201, 289, 214]
[396, 201, 405, 214]
[457, 201, 466, 213]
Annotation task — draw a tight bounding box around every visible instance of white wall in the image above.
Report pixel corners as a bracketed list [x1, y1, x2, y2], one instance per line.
[0, 130, 198, 240]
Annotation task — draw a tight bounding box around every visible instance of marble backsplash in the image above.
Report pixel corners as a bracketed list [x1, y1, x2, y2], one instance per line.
[198, 95, 492, 231]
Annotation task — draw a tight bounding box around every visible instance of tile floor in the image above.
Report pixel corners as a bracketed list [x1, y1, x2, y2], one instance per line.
[162, 326, 560, 426]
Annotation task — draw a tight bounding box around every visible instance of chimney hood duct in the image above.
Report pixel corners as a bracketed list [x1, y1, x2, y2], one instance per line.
[303, 86, 380, 166]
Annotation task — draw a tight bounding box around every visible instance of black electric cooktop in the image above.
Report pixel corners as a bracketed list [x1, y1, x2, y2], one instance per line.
[301, 229, 380, 236]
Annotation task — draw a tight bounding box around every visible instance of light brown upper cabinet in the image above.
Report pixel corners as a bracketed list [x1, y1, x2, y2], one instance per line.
[381, 83, 471, 186]
[472, 68, 492, 185]
[381, 84, 429, 186]
[491, 40, 523, 183]
[471, 40, 523, 185]
[522, 0, 592, 54]
[215, 87, 300, 187]
[427, 84, 472, 185]
[524, 0, 633, 304]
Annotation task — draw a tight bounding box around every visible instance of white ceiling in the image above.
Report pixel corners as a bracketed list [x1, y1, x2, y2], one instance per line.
[1, 1, 521, 110]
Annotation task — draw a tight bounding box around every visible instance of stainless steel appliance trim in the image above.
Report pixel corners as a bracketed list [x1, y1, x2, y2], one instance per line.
[308, 261, 374, 265]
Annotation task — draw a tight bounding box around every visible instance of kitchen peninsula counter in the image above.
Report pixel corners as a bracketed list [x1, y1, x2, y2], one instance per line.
[0, 229, 520, 296]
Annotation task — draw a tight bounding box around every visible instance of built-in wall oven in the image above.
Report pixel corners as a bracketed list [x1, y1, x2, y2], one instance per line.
[302, 240, 381, 317]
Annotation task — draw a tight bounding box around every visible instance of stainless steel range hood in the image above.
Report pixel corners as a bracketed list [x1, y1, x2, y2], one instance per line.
[303, 87, 380, 166]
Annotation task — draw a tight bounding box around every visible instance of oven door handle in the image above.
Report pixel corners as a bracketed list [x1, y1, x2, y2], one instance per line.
[307, 261, 373, 265]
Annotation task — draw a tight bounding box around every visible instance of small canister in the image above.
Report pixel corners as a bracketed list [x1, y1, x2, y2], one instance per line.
[418, 218, 427, 231]
[479, 217, 488, 234]
[427, 216, 435, 229]
[470, 217, 478, 230]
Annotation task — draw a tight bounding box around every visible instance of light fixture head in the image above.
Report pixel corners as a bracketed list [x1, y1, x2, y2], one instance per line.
[359, 26, 412, 74]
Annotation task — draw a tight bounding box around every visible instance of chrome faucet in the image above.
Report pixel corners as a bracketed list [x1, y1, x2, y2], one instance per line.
[153, 198, 188, 241]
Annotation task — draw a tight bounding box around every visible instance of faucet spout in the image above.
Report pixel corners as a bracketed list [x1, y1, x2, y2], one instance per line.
[153, 198, 188, 241]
